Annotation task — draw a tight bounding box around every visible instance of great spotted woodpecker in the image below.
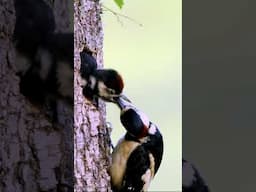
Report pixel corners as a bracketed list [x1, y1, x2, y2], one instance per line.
[13, 0, 73, 122]
[109, 95, 163, 192]
[79, 50, 124, 104]
[182, 159, 210, 192]
[17, 33, 74, 105]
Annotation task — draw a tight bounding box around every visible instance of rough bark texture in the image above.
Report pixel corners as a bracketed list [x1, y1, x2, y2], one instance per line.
[0, 0, 73, 191]
[74, 0, 111, 191]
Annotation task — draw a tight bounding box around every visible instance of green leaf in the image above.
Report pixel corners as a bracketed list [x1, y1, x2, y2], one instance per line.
[114, 0, 124, 9]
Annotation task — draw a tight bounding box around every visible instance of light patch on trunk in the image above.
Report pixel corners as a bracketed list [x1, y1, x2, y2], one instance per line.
[15, 50, 31, 75]
[36, 48, 52, 80]
[110, 137, 140, 190]
[80, 78, 87, 87]
[57, 61, 73, 98]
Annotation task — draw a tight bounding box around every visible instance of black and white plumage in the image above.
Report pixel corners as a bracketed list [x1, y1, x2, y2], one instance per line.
[79, 48, 97, 81]
[109, 95, 163, 192]
[13, 0, 73, 121]
[16, 33, 74, 105]
[182, 159, 210, 192]
[79, 50, 124, 104]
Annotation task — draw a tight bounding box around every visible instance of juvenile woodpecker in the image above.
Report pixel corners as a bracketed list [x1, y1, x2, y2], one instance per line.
[109, 95, 163, 192]
[13, 0, 74, 122]
[16, 32, 74, 106]
[182, 159, 210, 192]
[79, 50, 124, 103]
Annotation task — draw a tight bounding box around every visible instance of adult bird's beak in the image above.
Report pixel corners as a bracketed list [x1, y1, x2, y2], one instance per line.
[114, 94, 133, 110]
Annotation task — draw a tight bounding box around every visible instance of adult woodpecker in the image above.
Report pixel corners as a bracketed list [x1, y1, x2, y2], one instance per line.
[109, 95, 164, 192]
[182, 159, 210, 192]
[80, 50, 124, 104]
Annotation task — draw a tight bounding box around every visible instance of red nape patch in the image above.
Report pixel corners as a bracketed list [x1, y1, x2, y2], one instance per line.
[116, 73, 124, 93]
[138, 125, 149, 138]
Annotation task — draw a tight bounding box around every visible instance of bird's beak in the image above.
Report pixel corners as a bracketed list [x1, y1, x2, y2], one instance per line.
[114, 94, 133, 109]
[119, 94, 132, 102]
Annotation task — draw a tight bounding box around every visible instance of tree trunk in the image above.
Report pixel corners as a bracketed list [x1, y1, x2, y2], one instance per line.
[74, 0, 111, 191]
[0, 1, 73, 191]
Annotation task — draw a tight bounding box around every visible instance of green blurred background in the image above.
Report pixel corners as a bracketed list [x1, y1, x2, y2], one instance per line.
[102, 0, 181, 191]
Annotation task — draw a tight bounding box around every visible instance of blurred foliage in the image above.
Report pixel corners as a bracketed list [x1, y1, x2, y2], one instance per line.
[113, 0, 124, 9]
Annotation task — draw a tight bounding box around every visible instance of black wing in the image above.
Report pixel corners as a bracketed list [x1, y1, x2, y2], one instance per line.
[120, 145, 150, 192]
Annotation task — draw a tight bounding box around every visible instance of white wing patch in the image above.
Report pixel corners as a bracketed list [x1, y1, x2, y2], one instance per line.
[36, 48, 52, 80]
[141, 169, 151, 191]
[89, 76, 97, 89]
[142, 153, 155, 191]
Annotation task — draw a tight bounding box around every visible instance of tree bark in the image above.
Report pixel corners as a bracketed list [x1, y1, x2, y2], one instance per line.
[74, 0, 111, 191]
[0, 1, 73, 191]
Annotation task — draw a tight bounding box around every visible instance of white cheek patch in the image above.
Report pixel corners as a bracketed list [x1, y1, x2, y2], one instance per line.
[36, 48, 52, 80]
[98, 81, 107, 97]
[89, 76, 97, 89]
[98, 81, 118, 99]
[182, 161, 196, 187]
[15, 50, 31, 75]
[57, 61, 73, 98]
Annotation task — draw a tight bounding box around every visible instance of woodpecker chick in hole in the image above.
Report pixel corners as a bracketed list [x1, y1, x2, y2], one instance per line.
[79, 50, 124, 104]
[109, 95, 163, 192]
